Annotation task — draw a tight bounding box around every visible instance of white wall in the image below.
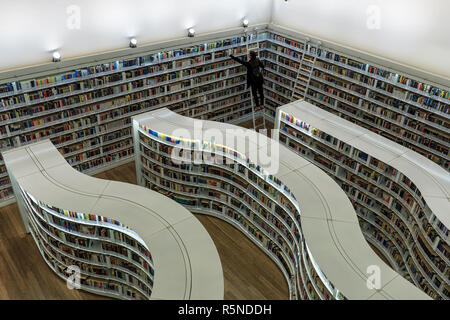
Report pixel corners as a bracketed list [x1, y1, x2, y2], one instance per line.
[0, 0, 272, 72]
[271, 0, 450, 80]
[1, 0, 449, 80]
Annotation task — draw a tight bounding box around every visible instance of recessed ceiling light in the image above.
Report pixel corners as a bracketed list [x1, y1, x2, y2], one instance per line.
[129, 38, 137, 48]
[52, 51, 61, 62]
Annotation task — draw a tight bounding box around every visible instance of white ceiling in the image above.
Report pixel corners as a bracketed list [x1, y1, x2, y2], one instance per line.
[272, 0, 450, 82]
[0, 0, 449, 80]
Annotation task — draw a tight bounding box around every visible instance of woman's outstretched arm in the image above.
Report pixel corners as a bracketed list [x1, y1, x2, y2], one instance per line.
[230, 54, 250, 67]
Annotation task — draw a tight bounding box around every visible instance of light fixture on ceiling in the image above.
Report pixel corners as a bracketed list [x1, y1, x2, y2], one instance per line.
[129, 38, 137, 48]
[242, 19, 249, 28]
[52, 51, 61, 62]
[188, 28, 195, 37]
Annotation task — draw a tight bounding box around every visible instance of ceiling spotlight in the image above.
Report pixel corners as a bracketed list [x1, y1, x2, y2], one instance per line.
[188, 28, 195, 37]
[242, 19, 249, 28]
[52, 51, 61, 62]
[129, 38, 137, 48]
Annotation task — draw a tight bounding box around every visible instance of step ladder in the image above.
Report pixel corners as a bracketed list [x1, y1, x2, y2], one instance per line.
[250, 94, 266, 131]
[290, 39, 320, 101]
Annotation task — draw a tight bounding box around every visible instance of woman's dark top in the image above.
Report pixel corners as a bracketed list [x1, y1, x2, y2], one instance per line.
[230, 54, 265, 88]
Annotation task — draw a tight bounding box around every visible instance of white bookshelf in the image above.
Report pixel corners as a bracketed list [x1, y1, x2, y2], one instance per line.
[3, 139, 223, 300]
[132, 107, 430, 300]
[0, 27, 269, 207]
[255, 27, 449, 174]
[276, 100, 449, 299]
[0, 22, 446, 211]
[2, 23, 447, 208]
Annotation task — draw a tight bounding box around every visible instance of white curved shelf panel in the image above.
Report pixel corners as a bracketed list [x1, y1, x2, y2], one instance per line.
[3, 139, 223, 300]
[276, 100, 449, 299]
[133, 107, 430, 300]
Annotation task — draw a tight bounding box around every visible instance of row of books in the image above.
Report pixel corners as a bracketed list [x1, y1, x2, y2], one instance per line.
[285, 121, 438, 244]
[2, 71, 247, 141]
[0, 34, 257, 98]
[0, 63, 243, 124]
[142, 162, 302, 291]
[267, 34, 450, 128]
[297, 83, 449, 169]
[268, 33, 450, 103]
[280, 111, 449, 299]
[28, 200, 153, 276]
[140, 135, 300, 238]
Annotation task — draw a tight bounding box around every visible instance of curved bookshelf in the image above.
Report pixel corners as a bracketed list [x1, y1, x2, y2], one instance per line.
[256, 27, 449, 172]
[132, 107, 430, 300]
[0, 26, 267, 207]
[276, 100, 449, 299]
[3, 140, 223, 300]
[2, 23, 449, 210]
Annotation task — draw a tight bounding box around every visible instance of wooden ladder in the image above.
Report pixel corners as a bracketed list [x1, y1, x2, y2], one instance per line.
[251, 95, 266, 131]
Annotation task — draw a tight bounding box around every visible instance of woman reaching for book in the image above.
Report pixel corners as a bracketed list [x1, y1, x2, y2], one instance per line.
[229, 50, 265, 111]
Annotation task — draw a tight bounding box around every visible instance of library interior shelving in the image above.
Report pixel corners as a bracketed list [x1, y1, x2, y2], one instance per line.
[132, 107, 432, 300]
[260, 26, 449, 173]
[0, 26, 265, 206]
[275, 100, 449, 300]
[0, 23, 448, 208]
[3, 140, 223, 300]
[0, 5, 449, 300]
